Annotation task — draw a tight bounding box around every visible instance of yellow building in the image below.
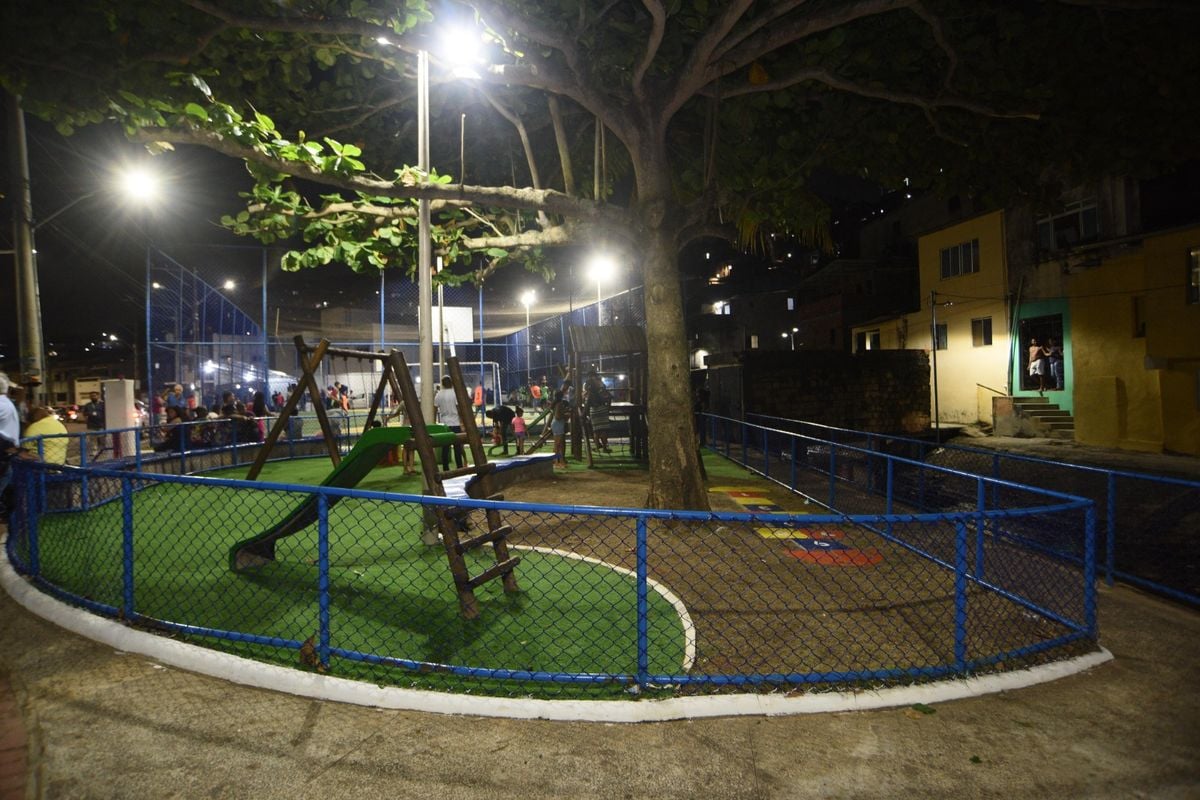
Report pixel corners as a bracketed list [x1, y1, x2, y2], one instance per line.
[853, 210, 1012, 425]
[1066, 225, 1200, 455]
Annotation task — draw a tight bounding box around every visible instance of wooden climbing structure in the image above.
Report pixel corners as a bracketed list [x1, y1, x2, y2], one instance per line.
[388, 351, 520, 619]
[246, 336, 519, 619]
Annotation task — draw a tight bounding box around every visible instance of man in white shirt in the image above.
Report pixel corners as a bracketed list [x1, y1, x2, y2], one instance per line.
[433, 376, 466, 471]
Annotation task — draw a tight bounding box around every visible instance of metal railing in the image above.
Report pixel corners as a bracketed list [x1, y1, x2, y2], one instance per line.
[7, 421, 1097, 698]
[741, 413, 1200, 606]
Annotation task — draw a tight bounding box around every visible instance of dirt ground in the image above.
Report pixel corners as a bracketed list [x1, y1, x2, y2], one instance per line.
[493, 463, 1087, 687]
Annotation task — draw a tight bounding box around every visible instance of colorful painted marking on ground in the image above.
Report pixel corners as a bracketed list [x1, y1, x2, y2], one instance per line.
[709, 487, 883, 567]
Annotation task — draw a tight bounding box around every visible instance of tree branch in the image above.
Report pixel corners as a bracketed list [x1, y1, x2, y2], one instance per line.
[907, 1, 957, 92]
[669, 0, 756, 113]
[716, 0, 912, 79]
[130, 125, 624, 222]
[710, 1, 812, 63]
[631, 0, 668, 100]
[719, 67, 1040, 120]
[457, 225, 576, 250]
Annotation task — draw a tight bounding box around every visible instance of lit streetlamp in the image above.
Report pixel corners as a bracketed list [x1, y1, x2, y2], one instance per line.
[377, 29, 486, 418]
[782, 327, 799, 350]
[520, 289, 536, 382]
[586, 253, 618, 326]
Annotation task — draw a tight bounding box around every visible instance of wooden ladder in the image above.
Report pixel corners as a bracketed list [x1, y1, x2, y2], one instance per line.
[388, 351, 520, 619]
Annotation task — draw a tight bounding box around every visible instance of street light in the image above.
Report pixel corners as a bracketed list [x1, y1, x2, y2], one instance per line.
[586, 253, 618, 325]
[377, 30, 484, 419]
[783, 327, 799, 350]
[520, 289, 536, 383]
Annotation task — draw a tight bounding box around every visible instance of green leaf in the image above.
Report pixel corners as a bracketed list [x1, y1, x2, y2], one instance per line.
[184, 102, 209, 121]
[486, 247, 509, 259]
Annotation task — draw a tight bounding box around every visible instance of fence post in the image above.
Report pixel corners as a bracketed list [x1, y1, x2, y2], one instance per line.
[828, 445, 837, 508]
[789, 436, 797, 492]
[232, 418, 240, 467]
[80, 435, 90, 509]
[135, 426, 143, 472]
[740, 421, 748, 467]
[975, 478, 986, 581]
[885, 458, 894, 539]
[1085, 501, 1098, 638]
[954, 518, 968, 672]
[317, 493, 331, 670]
[1105, 473, 1116, 587]
[26, 468, 40, 577]
[991, 453, 1001, 508]
[723, 419, 730, 459]
[122, 476, 135, 620]
[762, 428, 769, 478]
[636, 515, 649, 691]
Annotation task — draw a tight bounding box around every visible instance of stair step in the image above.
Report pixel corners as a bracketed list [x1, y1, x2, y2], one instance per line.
[1013, 396, 1052, 405]
[1045, 420, 1076, 430]
[1026, 409, 1071, 418]
[466, 557, 522, 589]
[455, 524, 514, 554]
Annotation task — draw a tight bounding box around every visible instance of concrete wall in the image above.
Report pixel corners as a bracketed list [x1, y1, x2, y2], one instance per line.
[1067, 224, 1200, 455]
[734, 350, 930, 434]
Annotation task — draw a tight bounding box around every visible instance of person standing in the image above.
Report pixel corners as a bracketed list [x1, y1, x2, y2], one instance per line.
[0, 373, 23, 521]
[82, 390, 106, 456]
[1027, 338, 1050, 395]
[551, 379, 573, 469]
[512, 406, 528, 455]
[434, 376, 466, 471]
[1047, 338, 1065, 391]
[583, 371, 612, 453]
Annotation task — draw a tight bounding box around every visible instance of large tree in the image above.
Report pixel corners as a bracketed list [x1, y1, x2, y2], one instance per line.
[3, 0, 1198, 509]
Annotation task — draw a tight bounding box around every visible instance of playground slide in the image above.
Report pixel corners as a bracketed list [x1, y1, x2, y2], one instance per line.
[229, 425, 413, 571]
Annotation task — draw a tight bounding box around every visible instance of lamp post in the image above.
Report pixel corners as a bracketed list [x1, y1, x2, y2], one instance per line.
[5, 93, 161, 405]
[520, 289, 535, 383]
[782, 327, 799, 350]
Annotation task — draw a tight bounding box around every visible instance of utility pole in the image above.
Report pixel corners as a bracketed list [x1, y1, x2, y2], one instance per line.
[7, 92, 46, 404]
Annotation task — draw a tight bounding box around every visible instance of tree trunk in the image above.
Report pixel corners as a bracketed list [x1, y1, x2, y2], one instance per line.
[633, 139, 710, 511]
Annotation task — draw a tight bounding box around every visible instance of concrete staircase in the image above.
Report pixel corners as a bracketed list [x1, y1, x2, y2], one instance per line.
[1010, 396, 1075, 439]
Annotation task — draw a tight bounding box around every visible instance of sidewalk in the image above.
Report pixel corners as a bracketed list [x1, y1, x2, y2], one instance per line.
[1, 574, 1197, 798]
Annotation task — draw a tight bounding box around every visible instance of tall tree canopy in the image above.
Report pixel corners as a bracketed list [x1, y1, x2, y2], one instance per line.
[3, 0, 1198, 508]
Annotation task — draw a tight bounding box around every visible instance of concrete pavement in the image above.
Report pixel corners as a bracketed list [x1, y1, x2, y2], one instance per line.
[0, 575, 1196, 799]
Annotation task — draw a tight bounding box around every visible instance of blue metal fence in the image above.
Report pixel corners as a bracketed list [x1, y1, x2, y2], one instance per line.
[9, 419, 1096, 697]
[741, 413, 1200, 606]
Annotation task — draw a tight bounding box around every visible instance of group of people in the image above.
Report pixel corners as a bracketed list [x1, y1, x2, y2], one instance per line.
[0, 372, 72, 522]
[152, 390, 272, 452]
[1027, 337, 1065, 394]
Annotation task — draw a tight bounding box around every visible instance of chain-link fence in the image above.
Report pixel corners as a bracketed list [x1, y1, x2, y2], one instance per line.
[743, 413, 1200, 607]
[9, 417, 1096, 699]
[146, 245, 646, 416]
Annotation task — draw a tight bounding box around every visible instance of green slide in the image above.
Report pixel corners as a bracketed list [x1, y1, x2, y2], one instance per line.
[229, 425, 416, 571]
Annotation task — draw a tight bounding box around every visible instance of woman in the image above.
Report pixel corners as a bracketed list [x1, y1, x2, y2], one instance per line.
[251, 391, 271, 441]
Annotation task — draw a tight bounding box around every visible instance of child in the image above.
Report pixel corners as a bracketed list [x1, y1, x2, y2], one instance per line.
[513, 406, 526, 455]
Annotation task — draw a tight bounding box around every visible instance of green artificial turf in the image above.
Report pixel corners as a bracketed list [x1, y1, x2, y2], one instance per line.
[33, 458, 687, 699]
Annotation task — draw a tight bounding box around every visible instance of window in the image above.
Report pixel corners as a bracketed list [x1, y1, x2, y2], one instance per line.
[787, 296, 795, 311]
[1037, 199, 1099, 250]
[1189, 248, 1200, 305]
[749, 334, 759, 349]
[713, 301, 730, 315]
[939, 239, 980, 279]
[934, 323, 948, 350]
[854, 330, 881, 353]
[971, 317, 993, 347]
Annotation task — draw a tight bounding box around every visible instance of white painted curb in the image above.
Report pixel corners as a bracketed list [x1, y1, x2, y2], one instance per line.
[1, 548, 1111, 723]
